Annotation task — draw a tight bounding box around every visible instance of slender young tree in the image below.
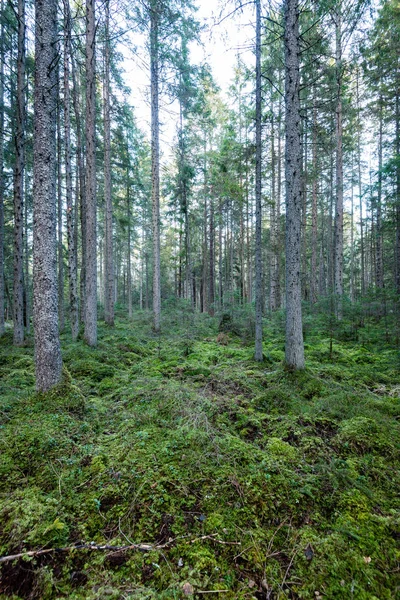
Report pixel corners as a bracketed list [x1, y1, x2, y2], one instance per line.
[103, 0, 114, 326]
[84, 0, 97, 346]
[33, 0, 63, 391]
[284, 0, 304, 370]
[13, 0, 26, 345]
[254, 0, 263, 361]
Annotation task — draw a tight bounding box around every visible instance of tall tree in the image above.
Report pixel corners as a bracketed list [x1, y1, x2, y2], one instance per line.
[63, 0, 79, 340]
[84, 0, 97, 346]
[103, 0, 114, 326]
[254, 0, 263, 361]
[13, 0, 26, 345]
[284, 0, 304, 369]
[150, 0, 161, 332]
[0, 0, 4, 336]
[33, 0, 63, 391]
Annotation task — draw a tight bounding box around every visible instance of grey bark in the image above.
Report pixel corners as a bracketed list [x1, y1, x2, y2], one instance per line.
[333, 9, 343, 315]
[254, 0, 263, 361]
[376, 95, 384, 290]
[57, 93, 65, 331]
[84, 0, 97, 346]
[310, 91, 318, 304]
[104, 0, 114, 326]
[63, 0, 79, 340]
[0, 0, 5, 336]
[396, 87, 400, 294]
[284, 0, 305, 370]
[150, 1, 161, 332]
[356, 68, 365, 296]
[33, 0, 63, 391]
[13, 0, 26, 346]
[127, 166, 132, 319]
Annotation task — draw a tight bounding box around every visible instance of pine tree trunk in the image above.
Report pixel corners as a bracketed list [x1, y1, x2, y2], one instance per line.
[33, 0, 63, 391]
[104, 0, 114, 326]
[63, 0, 79, 341]
[334, 8, 343, 317]
[208, 197, 215, 315]
[254, 0, 263, 361]
[0, 0, 5, 336]
[150, 2, 161, 332]
[84, 0, 97, 346]
[13, 0, 25, 346]
[284, 0, 304, 370]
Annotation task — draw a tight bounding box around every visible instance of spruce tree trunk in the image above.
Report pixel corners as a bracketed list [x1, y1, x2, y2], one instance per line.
[13, 0, 26, 346]
[334, 8, 343, 316]
[284, 0, 304, 370]
[395, 89, 400, 294]
[254, 0, 263, 361]
[150, 1, 161, 332]
[57, 95, 65, 331]
[84, 0, 97, 346]
[357, 68, 365, 296]
[104, 0, 114, 326]
[127, 167, 132, 319]
[0, 0, 5, 336]
[376, 95, 384, 290]
[33, 0, 63, 391]
[208, 197, 215, 315]
[63, 0, 79, 341]
[311, 91, 318, 304]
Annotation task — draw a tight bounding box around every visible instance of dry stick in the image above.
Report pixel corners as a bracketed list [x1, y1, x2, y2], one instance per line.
[0, 535, 241, 565]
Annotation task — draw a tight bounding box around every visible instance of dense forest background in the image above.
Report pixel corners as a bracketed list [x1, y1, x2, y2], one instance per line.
[0, 0, 399, 598]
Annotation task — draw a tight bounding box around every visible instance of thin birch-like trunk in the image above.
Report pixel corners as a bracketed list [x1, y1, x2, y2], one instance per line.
[57, 93, 64, 331]
[334, 8, 344, 316]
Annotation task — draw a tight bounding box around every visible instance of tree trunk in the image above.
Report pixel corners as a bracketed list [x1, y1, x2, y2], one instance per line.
[150, 1, 161, 332]
[376, 94, 384, 290]
[209, 196, 215, 315]
[284, 0, 305, 370]
[63, 0, 79, 341]
[84, 0, 97, 346]
[311, 90, 318, 304]
[334, 8, 343, 317]
[13, 0, 26, 346]
[57, 91, 65, 331]
[33, 0, 63, 391]
[254, 0, 263, 361]
[357, 68, 365, 296]
[396, 87, 400, 294]
[127, 166, 132, 319]
[0, 0, 5, 336]
[104, 0, 114, 326]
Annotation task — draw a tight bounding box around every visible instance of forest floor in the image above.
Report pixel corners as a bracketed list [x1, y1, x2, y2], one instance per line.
[0, 307, 399, 599]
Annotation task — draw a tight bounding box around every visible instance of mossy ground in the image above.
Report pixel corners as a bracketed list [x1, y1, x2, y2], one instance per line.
[0, 307, 399, 599]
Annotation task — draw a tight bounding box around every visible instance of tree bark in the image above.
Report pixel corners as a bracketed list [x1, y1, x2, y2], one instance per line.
[13, 0, 26, 346]
[310, 90, 318, 304]
[104, 0, 114, 326]
[127, 166, 132, 319]
[0, 0, 5, 336]
[57, 90, 65, 331]
[376, 94, 384, 290]
[63, 0, 79, 341]
[150, 1, 161, 332]
[33, 0, 63, 391]
[333, 7, 343, 317]
[84, 0, 97, 346]
[254, 0, 263, 361]
[284, 0, 305, 370]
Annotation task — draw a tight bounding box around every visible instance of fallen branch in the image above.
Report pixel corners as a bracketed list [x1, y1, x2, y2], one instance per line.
[0, 534, 240, 565]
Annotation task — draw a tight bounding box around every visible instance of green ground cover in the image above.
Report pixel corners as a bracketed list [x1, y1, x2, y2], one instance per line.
[0, 309, 399, 599]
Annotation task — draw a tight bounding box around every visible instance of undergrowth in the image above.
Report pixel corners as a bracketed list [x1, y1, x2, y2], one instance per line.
[0, 310, 399, 599]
